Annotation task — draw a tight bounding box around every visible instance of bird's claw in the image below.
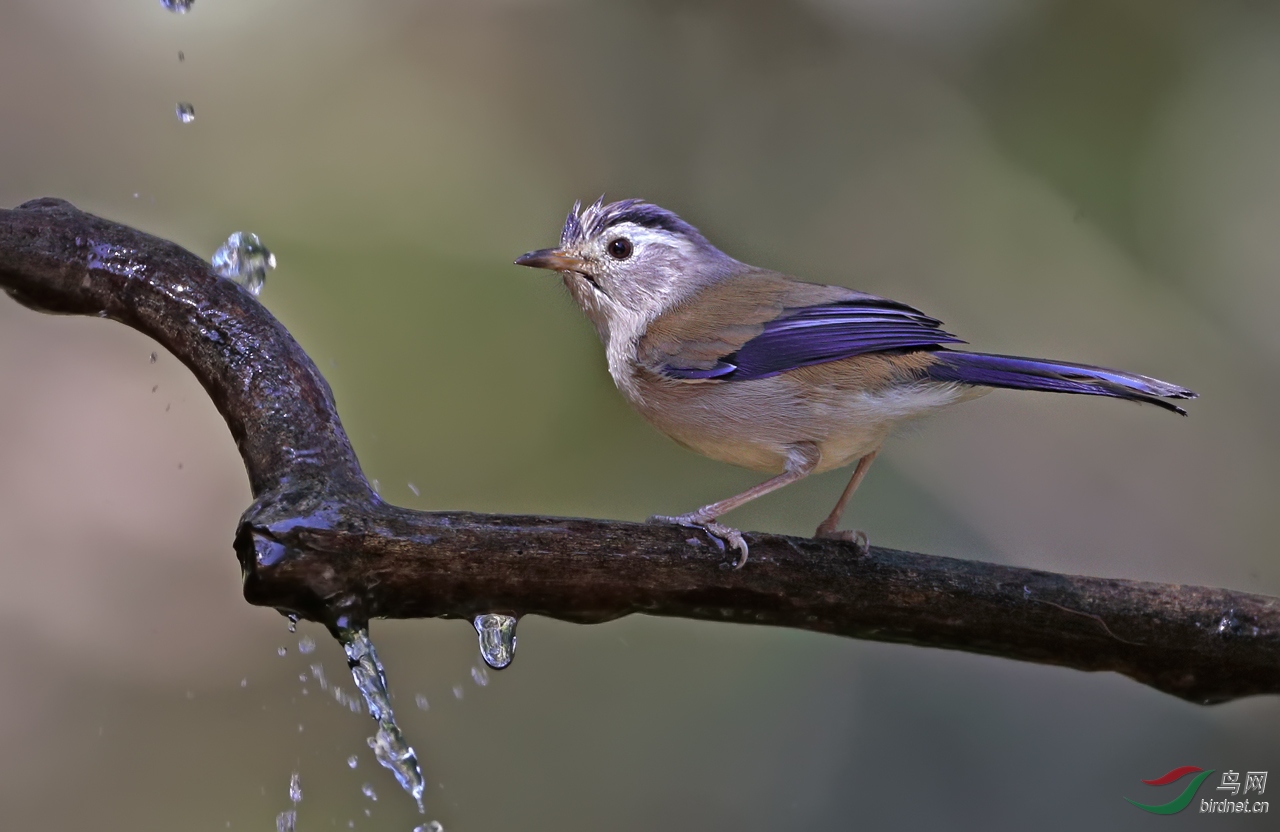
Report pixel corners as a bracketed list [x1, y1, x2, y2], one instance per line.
[649, 514, 750, 568]
[814, 527, 870, 557]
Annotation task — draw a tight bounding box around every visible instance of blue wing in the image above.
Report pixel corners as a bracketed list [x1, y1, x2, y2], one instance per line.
[662, 300, 965, 381]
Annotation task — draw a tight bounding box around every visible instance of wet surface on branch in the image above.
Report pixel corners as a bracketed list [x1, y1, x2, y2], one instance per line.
[3, 197, 1277, 705]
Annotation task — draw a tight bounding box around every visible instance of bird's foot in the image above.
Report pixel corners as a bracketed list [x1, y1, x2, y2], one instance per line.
[649, 513, 749, 568]
[814, 527, 870, 557]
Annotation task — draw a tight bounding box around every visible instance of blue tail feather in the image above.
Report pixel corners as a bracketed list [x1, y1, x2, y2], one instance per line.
[926, 351, 1196, 415]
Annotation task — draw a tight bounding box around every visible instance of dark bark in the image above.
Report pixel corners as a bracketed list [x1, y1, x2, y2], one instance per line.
[2, 197, 1276, 706]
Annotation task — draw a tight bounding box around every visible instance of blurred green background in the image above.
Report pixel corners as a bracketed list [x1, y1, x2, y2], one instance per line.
[2, 0, 1279, 829]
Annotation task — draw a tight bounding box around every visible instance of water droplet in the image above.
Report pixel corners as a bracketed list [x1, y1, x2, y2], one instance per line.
[298, 673, 308, 683]
[298, 635, 316, 654]
[289, 771, 302, 804]
[452, 685, 463, 700]
[371, 479, 380, 494]
[339, 628, 426, 812]
[361, 783, 377, 801]
[275, 811, 296, 832]
[277, 646, 287, 657]
[176, 102, 195, 123]
[347, 755, 359, 769]
[161, 0, 195, 13]
[287, 614, 298, 633]
[212, 231, 276, 296]
[178, 50, 185, 62]
[240, 678, 248, 688]
[407, 482, 420, 497]
[473, 614, 518, 669]
[414, 694, 429, 711]
[470, 666, 488, 687]
[310, 663, 328, 691]
[415, 823, 444, 832]
[149, 351, 157, 364]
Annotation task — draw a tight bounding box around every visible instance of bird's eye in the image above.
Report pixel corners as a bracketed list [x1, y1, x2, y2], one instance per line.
[607, 237, 633, 260]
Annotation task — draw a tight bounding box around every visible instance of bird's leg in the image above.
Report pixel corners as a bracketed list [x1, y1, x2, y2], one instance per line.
[650, 443, 821, 568]
[813, 450, 878, 555]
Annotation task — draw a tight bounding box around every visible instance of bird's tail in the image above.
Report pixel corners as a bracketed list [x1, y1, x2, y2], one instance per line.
[925, 351, 1197, 415]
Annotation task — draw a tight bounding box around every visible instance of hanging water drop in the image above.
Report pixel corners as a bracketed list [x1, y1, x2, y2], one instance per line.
[176, 102, 195, 123]
[287, 614, 298, 633]
[473, 614, 518, 669]
[212, 232, 276, 296]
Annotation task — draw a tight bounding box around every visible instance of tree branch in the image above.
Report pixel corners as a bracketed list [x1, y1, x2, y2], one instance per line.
[2, 197, 1276, 706]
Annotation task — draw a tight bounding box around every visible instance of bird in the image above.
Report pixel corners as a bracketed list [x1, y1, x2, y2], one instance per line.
[515, 198, 1196, 566]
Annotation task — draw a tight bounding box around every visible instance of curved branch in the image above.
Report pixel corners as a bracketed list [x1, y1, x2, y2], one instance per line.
[2, 198, 1276, 706]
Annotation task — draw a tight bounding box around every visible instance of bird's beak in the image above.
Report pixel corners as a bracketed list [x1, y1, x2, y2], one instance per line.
[514, 247, 587, 273]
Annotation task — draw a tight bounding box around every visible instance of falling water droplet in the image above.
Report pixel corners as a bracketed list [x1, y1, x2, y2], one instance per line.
[347, 755, 359, 769]
[176, 102, 195, 123]
[339, 627, 426, 813]
[407, 482, 420, 497]
[275, 811, 296, 832]
[470, 666, 488, 687]
[212, 232, 276, 296]
[149, 351, 157, 364]
[473, 614, 518, 669]
[289, 771, 302, 804]
[287, 614, 298, 633]
[178, 50, 185, 62]
[452, 685, 463, 700]
[414, 823, 444, 832]
[298, 635, 316, 654]
[361, 783, 377, 801]
[414, 694, 429, 711]
[277, 646, 287, 657]
[160, 0, 195, 13]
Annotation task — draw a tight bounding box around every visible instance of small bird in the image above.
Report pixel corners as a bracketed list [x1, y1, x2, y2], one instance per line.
[516, 198, 1195, 566]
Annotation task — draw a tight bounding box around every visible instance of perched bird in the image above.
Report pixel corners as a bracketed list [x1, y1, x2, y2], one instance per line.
[516, 198, 1195, 566]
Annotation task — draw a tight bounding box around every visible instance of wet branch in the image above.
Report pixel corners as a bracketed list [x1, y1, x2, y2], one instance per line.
[2, 197, 1277, 706]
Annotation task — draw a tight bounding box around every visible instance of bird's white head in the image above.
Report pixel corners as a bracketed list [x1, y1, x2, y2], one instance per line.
[516, 198, 738, 340]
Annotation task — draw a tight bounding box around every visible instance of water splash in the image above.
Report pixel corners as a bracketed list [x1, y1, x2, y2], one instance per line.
[339, 627, 425, 813]
[473, 614, 518, 669]
[276, 770, 302, 832]
[176, 102, 195, 123]
[212, 231, 276, 296]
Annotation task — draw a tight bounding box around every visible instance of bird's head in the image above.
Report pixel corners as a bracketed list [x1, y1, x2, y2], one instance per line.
[516, 198, 736, 337]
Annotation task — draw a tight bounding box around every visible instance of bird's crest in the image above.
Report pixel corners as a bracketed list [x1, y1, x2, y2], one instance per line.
[560, 197, 706, 248]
